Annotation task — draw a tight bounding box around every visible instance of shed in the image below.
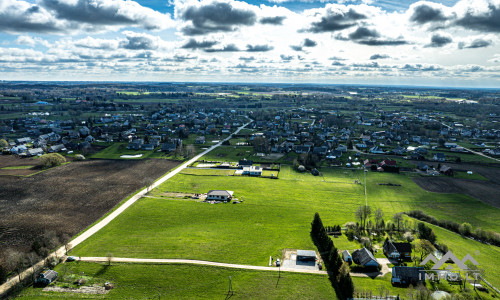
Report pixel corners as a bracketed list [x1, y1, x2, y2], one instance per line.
[297, 250, 317, 262]
[342, 250, 352, 264]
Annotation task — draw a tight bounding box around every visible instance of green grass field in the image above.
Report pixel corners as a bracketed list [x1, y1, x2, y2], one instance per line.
[17, 262, 336, 299]
[90, 143, 184, 160]
[71, 168, 499, 268]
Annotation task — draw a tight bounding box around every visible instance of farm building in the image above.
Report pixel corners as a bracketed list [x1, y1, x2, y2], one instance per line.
[296, 250, 317, 262]
[206, 190, 234, 202]
[383, 240, 412, 259]
[342, 250, 352, 264]
[352, 248, 379, 267]
[391, 266, 424, 285]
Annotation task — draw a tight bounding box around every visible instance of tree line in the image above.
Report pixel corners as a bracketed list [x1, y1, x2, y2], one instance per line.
[311, 213, 354, 300]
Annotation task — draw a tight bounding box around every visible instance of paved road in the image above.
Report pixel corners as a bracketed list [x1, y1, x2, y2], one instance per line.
[0, 121, 251, 297]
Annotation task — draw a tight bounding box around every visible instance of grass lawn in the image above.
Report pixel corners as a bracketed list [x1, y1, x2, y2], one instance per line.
[71, 167, 499, 267]
[201, 146, 255, 162]
[90, 143, 184, 160]
[16, 262, 336, 299]
[0, 165, 35, 169]
[180, 168, 235, 176]
[453, 171, 488, 180]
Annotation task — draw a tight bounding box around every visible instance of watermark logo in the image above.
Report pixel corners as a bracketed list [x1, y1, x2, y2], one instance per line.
[419, 251, 481, 282]
[420, 251, 479, 270]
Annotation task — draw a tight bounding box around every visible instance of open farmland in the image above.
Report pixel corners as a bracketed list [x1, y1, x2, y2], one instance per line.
[70, 167, 500, 267]
[0, 158, 180, 258]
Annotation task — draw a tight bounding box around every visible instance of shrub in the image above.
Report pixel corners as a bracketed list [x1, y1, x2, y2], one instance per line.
[75, 154, 85, 161]
[40, 153, 66, 168]
[404, 231, 415, 242]
[459, 223, 472, 236]
[0, 139, 8, 149]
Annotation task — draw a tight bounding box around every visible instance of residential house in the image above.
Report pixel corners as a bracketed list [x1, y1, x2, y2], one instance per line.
[27, 148, 44, 157]
[15, 137, 32, 145]
[242, 166, 262, 176]
[161, 143, 177, 152]
[10, 145, 28, 154]
[383, 240, 412, 259]
[49, 144, 66, 153]
[370, 146, 385, 154]
[433, 153, 446, 162]
[352, 248, 379, 268]
[439, 165, 453, 176]
[128, 138, 144, 150]
[141, 144, 155, 151]
[391, 267, 424, 285]
[195, 136, 206, 144]
[206, 190, 234, 202]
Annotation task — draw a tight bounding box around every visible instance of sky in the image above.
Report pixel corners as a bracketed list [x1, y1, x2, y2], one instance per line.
[0, 0, 499, 87]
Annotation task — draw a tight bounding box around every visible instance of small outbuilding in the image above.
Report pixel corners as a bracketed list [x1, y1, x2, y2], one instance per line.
[342, 250, 352, 264]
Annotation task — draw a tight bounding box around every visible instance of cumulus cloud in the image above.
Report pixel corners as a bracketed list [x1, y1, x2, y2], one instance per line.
[0, 0, 174, 34]
[260, 16, 286, 25]
[425, 33, 453, 47]
[306, 5, 366, 32]
[458, 38, 493, 49]
[74, 36, 119, 49]
[177, 0, 257, 35]
[290, 38, 317, 51]
[409, 2, 450, 25]
[370, 54, 390, 60]
[204, 43, 240, 52]
[181, 38, 218, 49]
[119, 32, 159, 50]
[246, 44, 274, 52]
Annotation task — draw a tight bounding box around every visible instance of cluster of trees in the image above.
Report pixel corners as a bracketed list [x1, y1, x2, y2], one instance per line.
[407, 210, 500, 247]
[311, 213, 354, 300]
[325, 225, 342, 234]
[0, 230, 70, 286]
[40, 153, 66, 168]
[172, 144, 196, 159]
[293, 153, 320, 171]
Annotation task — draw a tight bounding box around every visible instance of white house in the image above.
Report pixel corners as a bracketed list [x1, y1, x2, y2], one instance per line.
[242, 166, 262, 176]
[206, 190, 234, 202]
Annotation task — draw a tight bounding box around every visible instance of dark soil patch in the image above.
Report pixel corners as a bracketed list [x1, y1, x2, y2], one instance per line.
[413, 177, 500, 209]
[0, 158, 180, 257]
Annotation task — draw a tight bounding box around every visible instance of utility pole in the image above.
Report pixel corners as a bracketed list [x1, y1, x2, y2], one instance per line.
[364, 168, 368, 206]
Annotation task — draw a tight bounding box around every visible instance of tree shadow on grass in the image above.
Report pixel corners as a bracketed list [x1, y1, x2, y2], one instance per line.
[94, 264, 110, 277]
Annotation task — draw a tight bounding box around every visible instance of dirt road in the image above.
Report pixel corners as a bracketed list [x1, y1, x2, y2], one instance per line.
[0, 121, 251, 297]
